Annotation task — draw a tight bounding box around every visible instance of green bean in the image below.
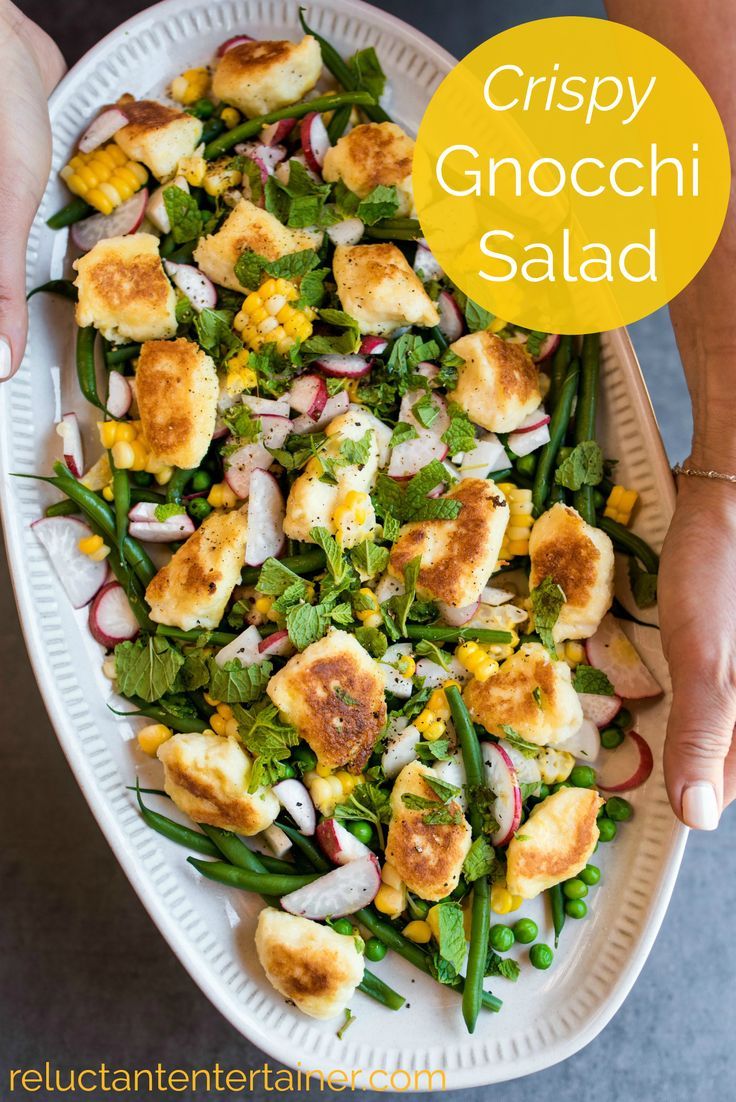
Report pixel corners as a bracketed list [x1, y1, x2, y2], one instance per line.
[241, 548, 326, 586]
[358, 969, 406, 1011]
[549, 884, 566, 948]
[76, 326, 106, 411]
[532, 357, 580, 516]
[327, 103, 352, 144]
[277, 821, 332, 872]
[168, 241, 197, 264]
[188, 856, 318, 895]
[204, 92, 376, 159]
[45, 498, 79, 517]
[155, 624, 237, 646]
[363, 219, 422, 241]
[298, 8, 391, 124]
[51, 462, 156, 587]
[130, 488, 165, 504]
[446, 686, 490, 1033]
[111, 461, 131, 568]
[114, 697, 208, 732]
[46, 196, 92, 229]
[166, 468, 195, 504]
[430, 325, 448, 351]
[135, 782, 220, 857]
[548, 335, 572, 409]
[573, 334, 601, 525]
[405, 625, 513, 644]
[599, 516, 660, 574]
[27, 279, 78, 302]
[105, 343, 140, 366]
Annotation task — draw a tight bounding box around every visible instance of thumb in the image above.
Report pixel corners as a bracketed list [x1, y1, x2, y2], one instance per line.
[0, 185, 35, 382]
[663, 644, 735, 830]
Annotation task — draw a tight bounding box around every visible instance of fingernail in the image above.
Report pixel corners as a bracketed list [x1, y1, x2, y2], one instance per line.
[682, 782, 720, 830]
[0, 336, 12, 380]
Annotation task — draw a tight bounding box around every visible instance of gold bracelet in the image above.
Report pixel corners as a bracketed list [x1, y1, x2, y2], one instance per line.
[672, 463, 736, 484]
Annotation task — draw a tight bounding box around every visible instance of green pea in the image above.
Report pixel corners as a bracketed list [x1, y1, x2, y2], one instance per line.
[187, 497, 212, 521]
[513, 918, 538, 944]
[279, 763, 296, 780]
[489, 924, 515, 952]
[579, 864, 601, 886]
[189, 97, 215, 119]
[565, 899, 588, 919]
[569, 765, 596, 788]
[293, 743, 317, 771]
[365, 937, 387, 962]
[557, 446, 573, 464]
[529, 943, 554, 970]
[131, 471, 153, 487]
[515, 454, 537, 477]
[333, 918, 354, 936]
[191, 470, 213, 492]
[606, 796, 633, 822]
[600, 725, 624, 749]
[592, 489, 606, 510]
[346, 820, 373, 845]
[538, 783, 550, 800]
[615, 707, 633, 730]
[598, 817, 617, 842]
[562, 878, 588, 900]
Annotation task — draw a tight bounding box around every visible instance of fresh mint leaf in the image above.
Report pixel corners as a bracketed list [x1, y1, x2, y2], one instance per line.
[163, 185, 203, 244]
[423, 773, 462, 803]
[412, 393, 440, 429]
[114, 636, 184, 703]
[390, 422, 418, 448]
[436, 901, 467, 977]
[629, 558, 658, 608]
[572, 665, 615, 695]
[257, 557, 309, 596]
[178, 648, 210, 692]
[285, 603, 328, 650]
[442, 403, 476, 456]
[485, 950, 520, 981]
[382, 513, 401, 542]
[194, 308, 242, 362]
[234, 247, 319, 290]
[384, 555, 421, 636]
[465, 298, 494, 331]
[463, 835, 495, 882]
[415, 738, 451, 764]
[531, 575, 565, 656]
[340, 430, 373, 466]
[334, 782, 391, 847]
[265, 160, 332, 227]
[298, 266, 329, 308]
[499, 725, 541, 758]
[208, 658, 272, 703]
[233, 700, 299, 791]
[353, 625, 388, 658]
[348, 45, 387, 101]
[309, 526, 350, 586]
[221, 403, 261, 444]
[356, 184, 399, 226]
[414, 639, 451, 669]
[555, 440, 604, 491]
[350, 540, 389, 580]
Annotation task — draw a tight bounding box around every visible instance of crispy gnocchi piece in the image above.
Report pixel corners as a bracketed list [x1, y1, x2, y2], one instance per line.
[255, 908, 364, 1020]
[145, 507, 248, 630]
[266, 630, 387, 774]
[136, 338, 219, 469]
[389, 478, 509, 607]
[212, 36, 322, 118]
[193, 199, 321, 293]
[464, 641, 583, 746]
[332, 243, 439, 336]
[74, 233, 177, 345]
[529, 503, 615, 640]
[505, 786, 603, 899]
[157, 733, 279, 835]
[114, 99, 202, 180]
[385, 761, 472, 901]
[449, 331, 541, 433]
[322, 122, 416, 216]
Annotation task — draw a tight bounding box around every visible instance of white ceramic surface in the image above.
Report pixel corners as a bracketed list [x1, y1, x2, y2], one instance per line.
[0, 0, 687, 1088]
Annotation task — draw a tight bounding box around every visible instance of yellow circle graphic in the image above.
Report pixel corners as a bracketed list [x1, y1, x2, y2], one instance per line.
[413, 17, 731, 333]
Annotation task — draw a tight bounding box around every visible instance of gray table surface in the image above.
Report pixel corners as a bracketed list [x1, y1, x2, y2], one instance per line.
[2, 2, 733, 1099]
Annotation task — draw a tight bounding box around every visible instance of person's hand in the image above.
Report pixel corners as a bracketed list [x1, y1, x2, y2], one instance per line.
[0, 1, 65, 381]
[658, 475, 736, 829]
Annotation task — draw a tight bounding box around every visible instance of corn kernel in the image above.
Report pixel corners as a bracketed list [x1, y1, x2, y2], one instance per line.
[603, 484, 639, 526]
[98, 421, 118, 449]
[225, 718, 240, 739]
[221, 106, 240, 129]
[61, 143, 147, 214]
[111, 441, 135, 470]
[396, 654, 416, 678]
[78, 533, 104, 555]
[563, 641, 586, 667]
[208, 481, 238, 509]
[336, 770, 357, 794]
[210, 714, 228, 736]
[491, 885, 516, 914]
[427, 905, 442, 940]
[154, 466, 173, 486]
[403, 920, 432, 944]
[178, 153, 207, 187]
[203, 693, 221, 707]
[170, 67, 209, 106]
[489, 316, 507, 333]
[137, 723, 173, 756]
[89, 544, 111, 562]
[381, 863, 403, 891]
[374, 884, 405, 917]
[102, 483, 114, 502]
[315, 762, 332, 779]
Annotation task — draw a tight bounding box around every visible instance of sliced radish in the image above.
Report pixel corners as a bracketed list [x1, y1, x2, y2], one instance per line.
[555, 718, 600, 763]
[287, 374, 327, 419]
[301, 111, 331, 173]
[481, 741, 522, 846]
[275, 153, 320, 186]
[480, 585, 516, 605]
[596, 730, 653, 792]
[533, 334, 561, 363]
[241, 395, 290, 417]
[71, 190, 148, 252]
[127, 502, 195, 542]
[56, 412, 83, 477]
[459, 435, 509, 479]
[415, 655, 469, 687]
[398, 387, 450, 439]
[217, 33, 255, 56]
[272, 778, 316, 836]
[432, 751, 468, 809]
[586, 615, 663, 700]
[387, 430, 448, 477]
[260, 823, 292, 858]
[577, 691, 622, 728]
[291, 391, 349, 434]
[437, 599, 479, 627]
[382, 723, 422, 779]
[259, 413, 293, 450]
[257, 628, 294, 659]
[513, 409, 551, 435]
[314, 354, 372, 378]
[106, 372, 132, 418]
[145, 181, 188, 234]
[437, 290, 463, 342]
[498, 740, 541, 792]
[78, 107, 129, 154]
[316, 818, 373, 863]
[326, 218, 364, 247]
[163, 261, 216, 313]
[281, 853, 381, 918]
[360, 336, 388, 357]
[224, 440, 273, 498]
[380, 643, 414, 698]
[245, 469, 285, 566]
[261, 117, 297, 145]
[414, 242, 443, 281]
[508, 421, 551, 457]
[31, 516, 107, 609]
[215, 624, 264, 668]
[234, 140, 288, 173]
[88, 581, 139, 647]
[375, 572, 404, 603]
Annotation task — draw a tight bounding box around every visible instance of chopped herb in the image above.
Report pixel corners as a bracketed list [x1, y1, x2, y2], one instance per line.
[163, 185, 203, 243]
[208, 658, 273, 703]
[485, 951, 520, 981]
[499, 725, 541, 758]
[463, 835, 495, 882]
[441, 403, 476, 456]
[555, 440, 604, 491]
[233, 701, 300, 791]
[337, 1008, 356, 1040]
[350, 540, 389, 580]
[334, 685, 359, 707]
[415, 738, 451, 763]
[572, 665, 615, 695]
[114, 636, 184, 703]
[334, 782, 391, 847]
[531, 575, 565, 656]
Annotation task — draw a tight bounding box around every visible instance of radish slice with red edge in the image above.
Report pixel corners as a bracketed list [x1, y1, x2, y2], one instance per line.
[287, 374, 327, 419]
[437, 599, 479, 627]
[71, 189, 148, 252]
[533, 333, 560, 362]
[88, 581, 139, 647]
[31, 516, 108, 609]
[216, 34, 255, 56]
[360, 336, 388, 356]
[512, 409, 551, 435]
[387, 430, 448, 477]
[459, 435, 508, 479]
[224, 440, 273, 498]
[261, 117, 297, 145]
[398, 388, 450, 438]
[381, 723, 422, 779]
[291, 391, 349, 434]
[577, 691, 622, 728]
[314, 354, 372, 378]
[245, 469, 285, 566]
[281, 853, 381, 918]
[78, 108, 129, 154]
[556, 718, 601, 763]
[595, 730, 653, 792]
[242, 395, 290, 417]
[585, 614, 663, 699]
[437, 290, 463, 342]
[258, 413, 292, 450]
[482, 741, 522, 846]
[127, 502, 195, 542]
[56, 412, 83, 477]
[257, 629, 294, 659]
[414, 242, 444, 281]
[326, 218, 364, 247]
[215, 624, 264, 667]
[272, 779, 316, 836]
[508, 421, 550, 457]
[106, 371, 132, 418]
[234, 140, 287, 173]
[316, 818, 373, 863]
[164, 261, 217, 313]
[300, 111, 331, 173]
